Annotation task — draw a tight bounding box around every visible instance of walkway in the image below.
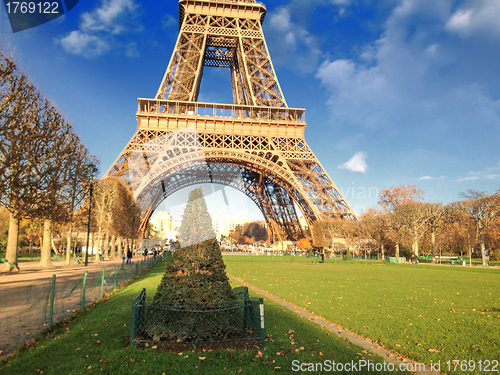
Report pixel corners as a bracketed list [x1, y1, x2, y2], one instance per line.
[0, 256, 141, 357]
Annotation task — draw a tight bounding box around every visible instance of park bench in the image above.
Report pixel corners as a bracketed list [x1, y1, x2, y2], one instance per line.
[436, 256, 459, 265]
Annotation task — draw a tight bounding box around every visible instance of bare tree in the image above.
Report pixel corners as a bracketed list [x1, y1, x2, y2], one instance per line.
[93, 179, 120, 262]
[111, 181, 138, 258]
[378, 184, 424, 257]
[59, 150, 98, 265]
[459, 190, 499, 267]
[0, 54, 45, 271]
[360, 208, 390, 259]
[34, 104, 91, 268]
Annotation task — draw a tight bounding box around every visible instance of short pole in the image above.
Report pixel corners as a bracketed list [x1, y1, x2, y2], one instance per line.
[130, 300, 136, 347]
[113, 265, 118, 290]
[48, 275, 56, 331]
[100, 267, 105, 299]
[81, 270, 88, 310]
[84, 182, 94, 267]
[259, 298, 265, 348]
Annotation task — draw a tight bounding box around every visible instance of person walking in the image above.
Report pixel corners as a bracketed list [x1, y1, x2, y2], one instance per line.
[126, 248, 132, 264]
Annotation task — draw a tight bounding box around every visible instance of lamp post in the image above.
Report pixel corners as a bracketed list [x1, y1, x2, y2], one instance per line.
[130, 204, 136, 257]
[84, 163, 98, 266]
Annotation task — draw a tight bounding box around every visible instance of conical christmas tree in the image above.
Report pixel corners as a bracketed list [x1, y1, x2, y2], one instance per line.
[149, 188, 239, 342]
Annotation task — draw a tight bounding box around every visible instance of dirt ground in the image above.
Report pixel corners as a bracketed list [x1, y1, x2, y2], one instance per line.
[0, 257, 135, 357]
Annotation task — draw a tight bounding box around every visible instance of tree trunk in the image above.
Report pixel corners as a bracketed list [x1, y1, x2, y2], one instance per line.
[124, 239, 129, 260]
[1, 212, 20, 272]
[95, 230, 101, 263]
[117, 236, 122, 259]
[110, 235, 116, 260]
[90, 232, 95, 262]
[431, 231, 436, 263]
[40, 219, 54, 268]
[65, 224, 73, 265]
[103, 231, 110, 260]
[413, 239, 419, 257]
[57, 235, 63, 254]
[380, 243, 385, 261]
[479, 233, 487, 267]
[395, 243, 400, 258]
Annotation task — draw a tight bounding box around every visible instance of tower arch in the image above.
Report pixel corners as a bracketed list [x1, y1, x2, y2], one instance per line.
[105, 0, 357, 242]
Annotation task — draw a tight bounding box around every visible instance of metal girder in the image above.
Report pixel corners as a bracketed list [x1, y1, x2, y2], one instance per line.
[156, 2, 286, 107]
[136, 163, 303, 241]
[105, 0, 358, 241]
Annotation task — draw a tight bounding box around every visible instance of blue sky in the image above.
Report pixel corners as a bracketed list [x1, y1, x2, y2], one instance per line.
[2, 0, 500, 219]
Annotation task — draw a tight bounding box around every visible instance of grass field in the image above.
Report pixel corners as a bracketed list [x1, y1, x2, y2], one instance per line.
[0, 260, 406, 375]
[225, 258, 500, 372]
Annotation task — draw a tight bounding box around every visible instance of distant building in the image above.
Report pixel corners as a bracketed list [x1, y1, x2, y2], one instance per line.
[299, 216, 309, 232]
[149, 211, 177, 241]
[149, 211, 267, 242]
[211, 213, 245, 239]
[210, 213, 266, 240]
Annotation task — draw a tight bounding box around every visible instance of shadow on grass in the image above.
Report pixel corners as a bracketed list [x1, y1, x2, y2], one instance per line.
[0, 261, 407, 375]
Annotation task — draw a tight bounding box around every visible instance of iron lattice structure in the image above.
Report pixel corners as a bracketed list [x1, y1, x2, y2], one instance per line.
[105, 0, 357, 242]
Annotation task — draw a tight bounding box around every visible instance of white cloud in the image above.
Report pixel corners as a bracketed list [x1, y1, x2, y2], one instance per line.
[162, 14, 176, 29]
[419, 176, 433, 180]
[339, 151, 368, 173]
[329, 0, 351, 5]
[125, 42, 139, 58]
[55, 0, 139, 58]
[458, 176, 480, 182]
[485, 174, 500, 180]
[265, 7, 322, 73]
[316, 0, 500, 146]
[80, 0, 136, 34]
[446, 0, 500, 39]
[58, 31, 109, 58]
[457, 163, 500, 182]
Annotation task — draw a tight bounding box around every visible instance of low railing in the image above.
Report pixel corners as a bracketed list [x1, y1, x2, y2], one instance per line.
[130, 286, 265, 349]
[137, 98, 306, 124]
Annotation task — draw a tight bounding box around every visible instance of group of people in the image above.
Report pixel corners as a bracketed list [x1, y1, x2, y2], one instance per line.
[122, 249, 134, 264]
[120, 246, 164, 264]
[142, 248, 160, 257]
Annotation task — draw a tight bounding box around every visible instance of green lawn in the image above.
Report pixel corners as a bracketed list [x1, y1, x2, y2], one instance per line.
[1, 260, 405, 375]
[225, 259, 500, 373]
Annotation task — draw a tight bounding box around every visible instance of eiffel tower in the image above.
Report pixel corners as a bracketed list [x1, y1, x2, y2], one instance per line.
[105, 0, 357, 242]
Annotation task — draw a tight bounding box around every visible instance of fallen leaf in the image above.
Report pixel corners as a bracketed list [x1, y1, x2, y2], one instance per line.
[428, 349, 440, 353]
[198, 356, 206, 360]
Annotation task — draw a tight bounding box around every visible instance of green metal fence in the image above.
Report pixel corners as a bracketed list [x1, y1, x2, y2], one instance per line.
[130, 286, 265, 349]
[0, 253, 171, 357]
